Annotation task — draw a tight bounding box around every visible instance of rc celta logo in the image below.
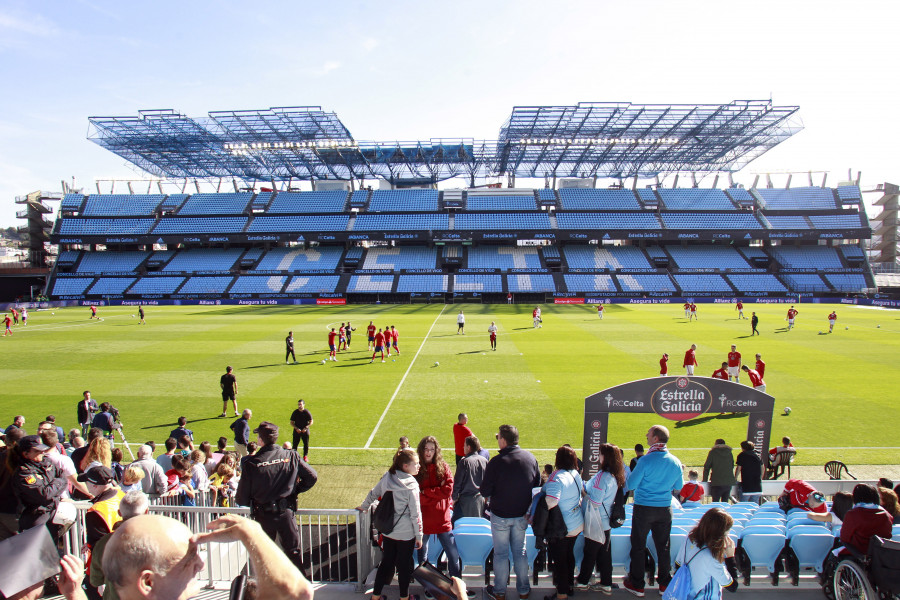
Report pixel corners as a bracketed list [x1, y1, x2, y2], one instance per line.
[651, 378, 713, 421]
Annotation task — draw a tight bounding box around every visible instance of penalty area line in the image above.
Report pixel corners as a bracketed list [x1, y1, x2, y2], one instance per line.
[364, 304, 447, 449]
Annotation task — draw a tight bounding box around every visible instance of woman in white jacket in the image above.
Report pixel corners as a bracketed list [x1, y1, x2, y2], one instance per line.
[358, 448, 424, 600]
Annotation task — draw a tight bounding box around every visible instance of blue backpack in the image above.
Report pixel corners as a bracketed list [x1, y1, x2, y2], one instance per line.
[662, 546, 704, 600]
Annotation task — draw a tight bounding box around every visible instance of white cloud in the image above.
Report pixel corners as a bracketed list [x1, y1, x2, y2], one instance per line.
[0, 11, 59, 37]
[362, 37, 379, 52]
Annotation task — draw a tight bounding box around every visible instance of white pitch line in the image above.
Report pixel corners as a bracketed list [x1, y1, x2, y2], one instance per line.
[364, 304, 446, 449]
[303, 445, 900, 452]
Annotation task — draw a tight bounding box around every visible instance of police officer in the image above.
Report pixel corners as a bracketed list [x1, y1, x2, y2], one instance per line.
[236, 421, 317, 570]
[11, 435, 68, 537]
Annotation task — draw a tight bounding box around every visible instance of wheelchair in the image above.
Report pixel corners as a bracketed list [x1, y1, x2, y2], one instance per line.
[821, 536, 900, 600]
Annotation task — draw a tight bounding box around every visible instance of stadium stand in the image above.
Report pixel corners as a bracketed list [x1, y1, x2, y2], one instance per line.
[246, 215, 348, 232]
[77, 251, 149, 274]
[229, 275, 287, 295]
[466, 247, 542, 270]
[765, 215, 810, 229]
[178, 276, 235, 294]
[465, 194, 536, 211]
[59, 218, 156, 236]
[52, 277, 95, 296]
[284, 275, 340, 294]
[128, 277, 186, 295]
[87, 277, 136, 295]
[267, 191, 348, 213]
[636, 188, 659, 206]
[563, 245, 652, 270]
[808, 213, 865, 229]
[348, 275, 394, 293]
[159, 194, 188, 212]
[354, 214, 448, 231]
[839, 245, 866, 260]
[82, 194, 164, 216]
[455, 213, 551, 230]
[824, 273, 869, 292]
[556, 213, 660, 230]
[724, 274, 788, 293]
[738, 246, 769, 261]
[249, 192, 273, 210]
[770, 246, 843, 269]
[660, 213, 763, 229]
[557, 188, 641, 210]
[506, 273, 556, 292]
[563, 274, 617, 292]
[60, 194, 86, 211]
[836, 185, 862, 203]
[348, 189, 370, 209]
[537, 189, 558, 204]
[396, 275, 448, 293]
[673, 274, 734, 293]
[454, 274, 503, 292]
[368, 189, 439, 212]
[255, 247, 344, 272]
[658, 188, 735, 211]
[780, 273, 830, 292]
[361, 246, 437, 270]
[756, 187, 838, 210]
[152, 217, 248, 234]
[56, 250, 80, 266]
[666, 246, 751, 270]
[617, 274, 676, 292]
[177, 193, 252, 215]
[725, 187, 755, 207]
[162, 249, 243, 272]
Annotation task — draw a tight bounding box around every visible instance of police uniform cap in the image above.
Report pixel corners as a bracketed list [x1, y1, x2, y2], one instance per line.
[18, 435, 50, 453]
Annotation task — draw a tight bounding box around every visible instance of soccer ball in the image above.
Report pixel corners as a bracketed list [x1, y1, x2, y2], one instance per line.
[321, 359, 326, 364]
[845, 326, 849, 330]
[783, 407, 792, 415]
[434, 361, 439, 367]
[132, 314, 135, 317]
[877, 325, 881, 328]
[51, 312, 54, 315]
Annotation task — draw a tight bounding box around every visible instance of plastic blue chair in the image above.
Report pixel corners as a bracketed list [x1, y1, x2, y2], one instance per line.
[454, 531, 494, 579]
[672, 518, 699, 527]
[454, 517, 491, 529]
[610, 529, 632, 569]
[743, 524, 786, 535]
[892, 524, 900, 540]
[787, 525, 831, 539]
[787, 519, 828, 532]
[739, 530, 787, 580]
[787, 510, 812, 521]
[747, 518, 786, 529]
[789, 532, 835, 573]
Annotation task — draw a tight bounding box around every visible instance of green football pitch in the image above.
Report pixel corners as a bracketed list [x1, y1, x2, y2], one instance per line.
[2, 302, 898, 475]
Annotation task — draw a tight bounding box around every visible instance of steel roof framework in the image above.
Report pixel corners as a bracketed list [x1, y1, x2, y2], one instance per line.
[88, 100, 800, 183]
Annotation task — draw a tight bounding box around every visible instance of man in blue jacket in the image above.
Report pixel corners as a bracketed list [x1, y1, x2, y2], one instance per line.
[481, 424, 540, 600]
[623, 424, 684, 597]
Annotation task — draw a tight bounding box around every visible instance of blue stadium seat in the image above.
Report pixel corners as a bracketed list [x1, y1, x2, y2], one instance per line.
[454, 531, 494, 574]
[756, 187, 838, 210]
[808, 214, 864, 229]
[177, 193, 252, 215]
[82, 194, 164, 216]
[465, 194, 536, 211]
[255, 247, 344, 272]
[87, 278, 136, 295]
[780, 274, 829, 292]
[247, 215, 347, 232]
[368, 189, 439, 212]
[658, 189, 735, 211]
[666, 246, 751, 270]
[563, 245, 651, 269]
[453, 517, 491, 529]
[129, 277, 185, 295]
[507, 274, 556, 292]
[284, 275, 339, 294]
[770, 246, 842, 269]
[836, 185, 862, 202]
[230, 275, 288, 295]
[455, 213, 551, 230]
[61, 194, 85, 211]
[765, 215, 811, 229]
[353, 214, 448, 231]
[59, 218, 156, 236]
[153, 217, 247, 234]
[77, 251, 149, 274]
[563, 274, 616, 292]
[673, 274, 733, 293]
[52, 277, 95, 296]
[56, 250, 80, 266]
[637, 188, 659, 206]
[839, 245, 865, 260]
[178, 277, 235, 294]
[789, 532, 835, 574]
[610, 528, 632, 569]
[362, 246, 437, 270]
[556, 213, 660, 230]
[347, 275, 394, 293]
[396, 275, 448, 293]
[739, 529, 787, 577]
[725, 188, 755, 206]
[725, 274, 788, 293]
[557, 188, 641, 210]
[267, 191, 348, 213]
[824, 273, 868, 292]
[454, 275, 502, 292]
[467, 247, 542, 270]
[617, 274, 676, 292]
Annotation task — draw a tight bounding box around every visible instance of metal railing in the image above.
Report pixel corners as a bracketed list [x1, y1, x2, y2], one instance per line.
[62, 499, 373, 590]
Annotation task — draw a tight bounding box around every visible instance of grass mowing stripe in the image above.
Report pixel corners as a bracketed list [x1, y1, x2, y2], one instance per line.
[363, 304, 446, 449]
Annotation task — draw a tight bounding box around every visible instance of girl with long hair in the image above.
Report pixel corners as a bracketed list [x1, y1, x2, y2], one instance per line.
[674, 506, 738, 598]
[575, 443, 625, 595]
[81, 437, 111, 472]
[544, 445, 585, 600]
[415, 436, 462, 579]
[358, 448, 423, 600]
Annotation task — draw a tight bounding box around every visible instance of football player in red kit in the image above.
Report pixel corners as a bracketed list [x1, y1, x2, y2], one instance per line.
[370, 329, 386, 363]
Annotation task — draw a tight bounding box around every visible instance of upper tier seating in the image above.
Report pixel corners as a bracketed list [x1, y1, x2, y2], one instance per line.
[756, 187, 838, 210]
[563, 245, 652, 270]
[250, 192, 273, 210]
[466, 247, 541, 270]
[177, 193, 252, 215]
[563, 274, 617, 292]
[738, 246, 769, 261]
[808, 214, 865, 229]
[537, 189, 558, 203]
[453, 274, 502, 292]
[766, 215, 810, 229]
[77, 251, 149, 274]
[284, 275, 340, 294]
[59, 218, 155, 236]
[673, 274, 733, 293]
[556, 213, 660, 230]
[770, 246, 843, 269]
[637, 188, 659, 205]
[354, 214, 448, 231]
[725, 274, 788, 293]
[56, 251, 80, 266]
[246, 215, 348, 232]
[368, 189, 439, 212]
[725, 188, 754, 206]
[61, 194, 85, 211]
[152, 217, 248, 234]
[396, 275, 448, 293]
[178, 276, 235, 294]
[362, 246, 438, 270]
[255, 247, 343, 272]
[617, 274, 676, 292]
[666, 246, 751, 270]
[542, 246, 560, 260]
[780, 273, 830, 292]
[267, 191, 348, 213]
[836, 185, 862, 202]
[839, 245, 866, 260]
[160, 194, 188, 211]
[455, 213, 551, 230]
[83, 195, 164, 216]
[658, 189, 735, 211]
[162, 249, 244, 272]
[348, 275, 394, 293]
[660, 213, 763, 229]
[465, 194, 536, 211]
[129, 277, 185, 295]
[88, 278, 136, 295]
[506, 274, 556, 292]
[229, 275, 287, 294]
[52, 277, 95, 296]
[824, 273, 869, 292]
[557, 189, 641, 210]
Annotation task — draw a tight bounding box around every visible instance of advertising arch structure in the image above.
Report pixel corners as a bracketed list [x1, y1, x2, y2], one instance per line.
[581, 376, 774, 478]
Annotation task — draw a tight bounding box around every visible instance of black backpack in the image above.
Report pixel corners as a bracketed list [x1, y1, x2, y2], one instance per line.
[607, 486, 627, 528]
[372, 490, 397, 534]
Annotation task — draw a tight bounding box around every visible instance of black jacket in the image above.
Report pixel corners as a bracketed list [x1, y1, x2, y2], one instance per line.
[77, 398, 99, 425]
[235, 444, 317, 509]
[12, 456, 67, 530]
[531, 491, 568, 542]
[480, 445, 540, 518]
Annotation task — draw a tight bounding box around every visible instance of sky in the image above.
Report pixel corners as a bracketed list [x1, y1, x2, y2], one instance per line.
[1, 0, 898, 227]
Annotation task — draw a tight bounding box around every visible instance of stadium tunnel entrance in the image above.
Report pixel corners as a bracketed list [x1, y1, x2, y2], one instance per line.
[581, 376, 774, 477]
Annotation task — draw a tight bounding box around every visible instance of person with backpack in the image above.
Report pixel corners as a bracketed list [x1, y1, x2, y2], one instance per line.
[666, 507, 738, 599]
[543, 446, 585, 600]
[576, 443, 626, 596]
[357, 448, 423, 600]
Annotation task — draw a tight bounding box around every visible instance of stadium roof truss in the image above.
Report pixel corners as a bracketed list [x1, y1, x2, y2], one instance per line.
[88, 100, 800, 183]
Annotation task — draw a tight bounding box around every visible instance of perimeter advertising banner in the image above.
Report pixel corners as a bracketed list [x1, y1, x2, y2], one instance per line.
[581, 376, 774, 478]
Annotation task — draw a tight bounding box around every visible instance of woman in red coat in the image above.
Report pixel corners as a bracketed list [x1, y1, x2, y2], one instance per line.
[416, 436, 461, 577]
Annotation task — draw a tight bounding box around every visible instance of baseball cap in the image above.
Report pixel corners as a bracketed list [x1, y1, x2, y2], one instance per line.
[253, 421, 279, 436]
[77, 465, 116, 485]
[18, 435, 50, 453]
